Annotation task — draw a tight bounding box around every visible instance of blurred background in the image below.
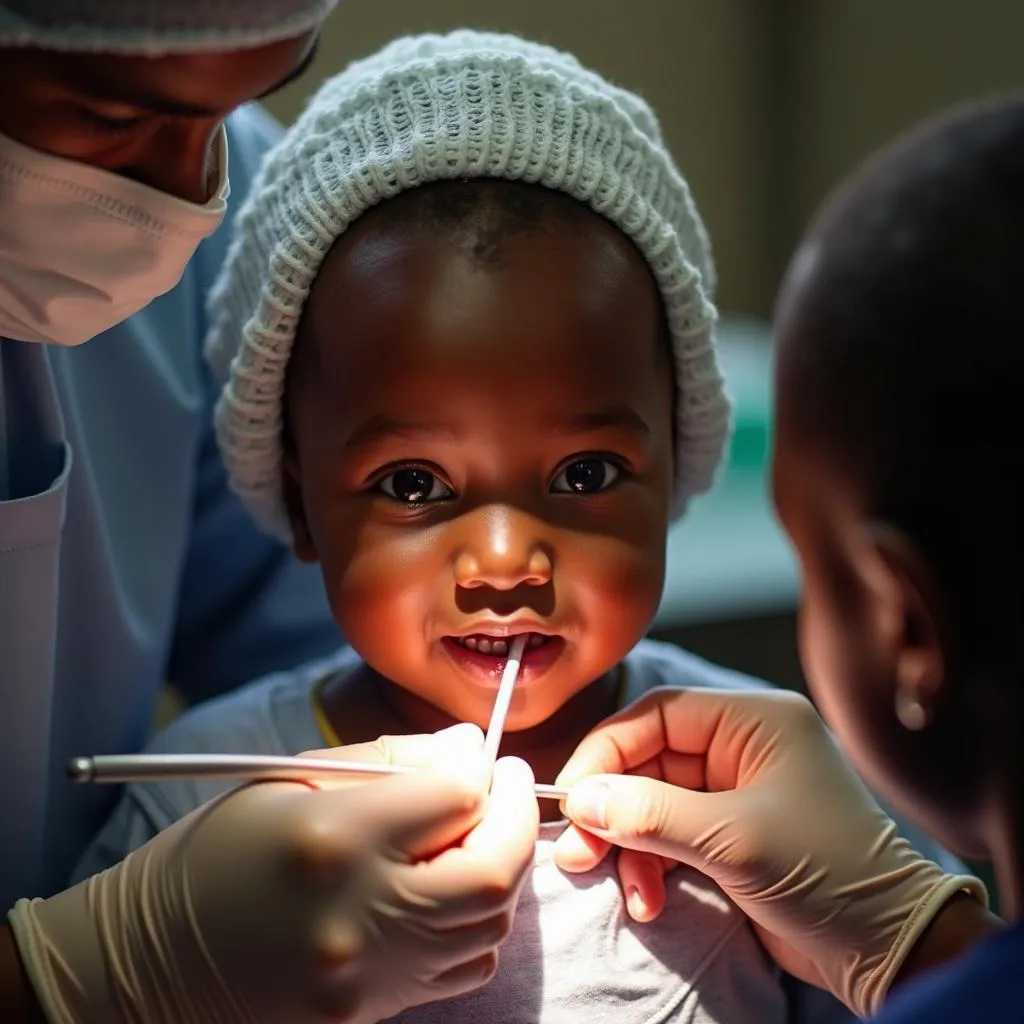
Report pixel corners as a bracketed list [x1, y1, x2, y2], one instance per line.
[259, 0, 1024, 698]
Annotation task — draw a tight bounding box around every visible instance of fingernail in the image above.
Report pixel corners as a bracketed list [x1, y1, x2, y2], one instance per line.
[567, 780, 608, 830]
[626, 886, 647, 921]
[495, 755, 535, 781]
[553, 759, 586, 789]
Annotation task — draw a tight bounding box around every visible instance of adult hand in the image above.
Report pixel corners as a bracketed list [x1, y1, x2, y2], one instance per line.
[10, 724, 540, 1023]
[552, 688, 987, 1018]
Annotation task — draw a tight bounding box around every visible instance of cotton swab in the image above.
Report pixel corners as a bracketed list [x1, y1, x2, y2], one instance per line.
[482, 634, 528, 772]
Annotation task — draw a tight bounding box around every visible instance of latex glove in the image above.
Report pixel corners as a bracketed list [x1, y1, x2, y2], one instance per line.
[10, 724, 540, 1024]
[552, 687, 987, 1019]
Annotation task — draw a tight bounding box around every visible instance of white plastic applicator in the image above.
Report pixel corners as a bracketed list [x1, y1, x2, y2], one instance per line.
[482, 634, 528, 773]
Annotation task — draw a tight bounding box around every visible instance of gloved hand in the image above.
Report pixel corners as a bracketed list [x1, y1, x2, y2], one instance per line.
[552, 687, 987, 1019]
[10, 724, 540, 1024]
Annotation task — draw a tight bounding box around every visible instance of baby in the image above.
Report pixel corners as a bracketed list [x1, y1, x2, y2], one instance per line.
[75, 31, 964, 1024]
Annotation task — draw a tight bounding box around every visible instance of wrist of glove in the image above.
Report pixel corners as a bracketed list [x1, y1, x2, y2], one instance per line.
[11, 797, 264, 1024]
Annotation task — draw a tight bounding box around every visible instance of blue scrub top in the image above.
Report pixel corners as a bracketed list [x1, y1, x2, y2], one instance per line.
[0, 103, 341, 910]
[874, 921, 1024, 1022]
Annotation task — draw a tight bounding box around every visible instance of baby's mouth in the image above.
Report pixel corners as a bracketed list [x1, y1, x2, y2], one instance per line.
[449, 633, 552, 657]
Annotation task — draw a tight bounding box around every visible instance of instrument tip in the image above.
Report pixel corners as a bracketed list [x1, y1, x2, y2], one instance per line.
[67, 757, 93, 782]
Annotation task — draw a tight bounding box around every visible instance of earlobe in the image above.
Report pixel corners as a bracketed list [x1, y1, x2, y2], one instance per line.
[894, 650, 939, 730]
[282, 453, 318, 564]
[861, 522, 949, 730]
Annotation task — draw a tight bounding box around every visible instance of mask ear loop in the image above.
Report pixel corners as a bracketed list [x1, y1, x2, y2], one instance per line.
[204, 123, 231, 210]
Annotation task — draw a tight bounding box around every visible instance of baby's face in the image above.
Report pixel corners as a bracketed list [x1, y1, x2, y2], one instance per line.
[284, 198, 674, 731]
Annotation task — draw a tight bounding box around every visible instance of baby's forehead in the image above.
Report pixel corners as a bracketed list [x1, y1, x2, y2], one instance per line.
[296, 187, 669, 389]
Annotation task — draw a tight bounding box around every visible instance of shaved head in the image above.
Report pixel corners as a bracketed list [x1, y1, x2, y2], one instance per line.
[774, 90, 1024, 665]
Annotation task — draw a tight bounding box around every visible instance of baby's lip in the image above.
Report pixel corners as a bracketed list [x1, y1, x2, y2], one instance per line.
[447, 620, 558, 640]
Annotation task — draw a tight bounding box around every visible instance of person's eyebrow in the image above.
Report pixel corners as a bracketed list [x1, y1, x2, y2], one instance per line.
[546, 404, 652, 439]
[78, 38, 320, 118]
[341, 415, 464, 453]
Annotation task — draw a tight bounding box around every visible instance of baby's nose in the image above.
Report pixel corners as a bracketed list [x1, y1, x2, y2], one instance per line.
[453, 507, 553, 590]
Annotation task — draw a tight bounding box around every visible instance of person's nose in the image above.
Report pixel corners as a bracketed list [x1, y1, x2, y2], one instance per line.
[126, 120, 223, 204]
[453, 505, 553, 591]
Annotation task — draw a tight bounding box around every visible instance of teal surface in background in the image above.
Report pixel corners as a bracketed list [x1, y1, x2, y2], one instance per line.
[654, 316, 799, 628]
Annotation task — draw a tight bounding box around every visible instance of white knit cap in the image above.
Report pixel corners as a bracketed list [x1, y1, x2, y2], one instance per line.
[206, 30, 732, 540]
[0, 0, 337, 54]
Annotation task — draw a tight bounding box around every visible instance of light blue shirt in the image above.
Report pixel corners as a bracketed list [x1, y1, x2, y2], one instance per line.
[0, 103, 341, 910]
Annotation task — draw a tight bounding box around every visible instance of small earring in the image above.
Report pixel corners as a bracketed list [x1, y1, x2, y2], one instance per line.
[895, 687, 928, 731]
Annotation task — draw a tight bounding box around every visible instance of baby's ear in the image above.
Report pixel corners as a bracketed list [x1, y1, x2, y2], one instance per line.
[858, 522, 950, 729]
[282, 453, 317, 563]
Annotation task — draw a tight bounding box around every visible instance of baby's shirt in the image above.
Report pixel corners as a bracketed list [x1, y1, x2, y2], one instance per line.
[389, 817, 786, 1024]
[73, 640, 967, 1024]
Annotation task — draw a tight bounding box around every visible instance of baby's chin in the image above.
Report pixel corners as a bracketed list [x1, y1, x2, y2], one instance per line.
[435, 692, 573, 734]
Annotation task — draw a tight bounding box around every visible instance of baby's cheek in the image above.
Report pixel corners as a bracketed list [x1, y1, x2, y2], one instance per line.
[327, 542, 416, 645]
[581, 541, 664, 648]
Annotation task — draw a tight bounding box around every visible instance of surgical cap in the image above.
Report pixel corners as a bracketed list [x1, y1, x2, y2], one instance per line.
[0, 0, 338, 54]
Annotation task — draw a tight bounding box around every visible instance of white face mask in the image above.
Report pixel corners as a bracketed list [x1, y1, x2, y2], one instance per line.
[0, 126, 230, 345]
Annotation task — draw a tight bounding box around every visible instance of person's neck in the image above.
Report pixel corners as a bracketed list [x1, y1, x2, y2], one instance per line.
[319, 662, 623, 822]
[972, 681, 1024, 921]
[982, 769, 1024, 921]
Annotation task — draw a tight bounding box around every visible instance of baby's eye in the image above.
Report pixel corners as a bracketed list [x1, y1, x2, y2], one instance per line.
[550, 458, 621, 495]
[376, 467, 453, 504]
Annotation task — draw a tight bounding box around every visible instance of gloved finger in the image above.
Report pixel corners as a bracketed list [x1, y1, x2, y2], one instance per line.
[399, 758, 539, 928]
[554, 687, 694, 787]
[380, 768, 494, 860]
[362, 908, 512, 979]
[462, 757, 540, 864]
[308, 922, 366, 1020]
[427, 950, 500, 1001]
[556, 686, 791, 791]
[298, 723, 485, 769]
[649, 751, 707, 791]
[551, 822, 611, 873]
[377, 724, 486, 774]
[424, 909, 515, 973]
[553, 751, 703, 875]
[311, 972, 365, 1023]
[290, 770, 487, 871]
[616, 849, 668, 922]
[563, 772, 742, 866]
